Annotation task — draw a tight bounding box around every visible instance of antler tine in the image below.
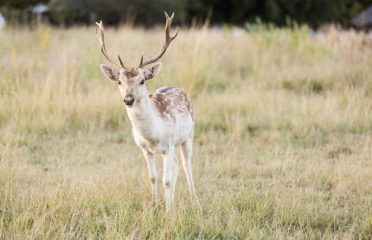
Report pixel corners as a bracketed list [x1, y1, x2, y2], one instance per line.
[118, 55, 125, 68]
[95, 20, 125, 68]
[165, 12, 179, 42]
[139, 52, 144, 66]
[139, 12, 179, 67]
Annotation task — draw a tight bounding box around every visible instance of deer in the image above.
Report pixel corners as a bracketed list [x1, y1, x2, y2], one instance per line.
[96, 12, 200, 214]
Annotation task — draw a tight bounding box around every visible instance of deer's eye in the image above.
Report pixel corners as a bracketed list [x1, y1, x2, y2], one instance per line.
[118, 81, 122, 85]
[139, 80, 145, 85]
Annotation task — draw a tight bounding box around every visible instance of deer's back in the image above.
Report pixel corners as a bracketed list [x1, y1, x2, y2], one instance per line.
[150, 87, 194, 123]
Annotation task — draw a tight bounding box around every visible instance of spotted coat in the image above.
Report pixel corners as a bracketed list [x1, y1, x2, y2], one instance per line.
[150, 87, 194, 122]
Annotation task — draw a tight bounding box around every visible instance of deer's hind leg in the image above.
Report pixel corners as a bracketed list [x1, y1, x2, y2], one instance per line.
[180, 139, 201, 209]
[162, 144, 179, 214]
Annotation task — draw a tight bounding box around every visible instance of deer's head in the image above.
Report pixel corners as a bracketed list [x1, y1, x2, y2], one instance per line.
[96, 12, 178, 107]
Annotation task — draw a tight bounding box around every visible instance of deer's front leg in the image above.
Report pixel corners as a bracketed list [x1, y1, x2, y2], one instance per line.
[162, 144, 178, 214]
[141, 149, 158, 204]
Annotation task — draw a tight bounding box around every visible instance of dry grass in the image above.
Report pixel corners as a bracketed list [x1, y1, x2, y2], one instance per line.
[0, 25, 371, 239]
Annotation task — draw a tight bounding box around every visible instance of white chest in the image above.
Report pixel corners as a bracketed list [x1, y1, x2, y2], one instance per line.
[127, 107, 167, 153]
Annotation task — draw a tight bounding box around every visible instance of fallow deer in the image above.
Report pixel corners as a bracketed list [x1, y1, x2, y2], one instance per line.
[96, 12, 200, 213]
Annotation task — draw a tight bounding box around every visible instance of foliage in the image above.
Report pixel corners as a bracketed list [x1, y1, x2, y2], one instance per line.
[0, 0, 371, 27]
[0, 0, 48, 9]
[48, 0, 186, 26]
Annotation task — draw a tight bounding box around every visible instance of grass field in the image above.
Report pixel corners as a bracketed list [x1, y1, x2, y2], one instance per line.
[0, 25, 371, 239]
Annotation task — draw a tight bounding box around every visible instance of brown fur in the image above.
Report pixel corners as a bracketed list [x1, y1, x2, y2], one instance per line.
[152, 92, 174, 119]
[150, 87, 194, 121]
[124, 68, 139, 78]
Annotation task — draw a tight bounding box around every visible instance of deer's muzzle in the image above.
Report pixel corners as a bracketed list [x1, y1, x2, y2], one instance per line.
[124, 95, 134, 106]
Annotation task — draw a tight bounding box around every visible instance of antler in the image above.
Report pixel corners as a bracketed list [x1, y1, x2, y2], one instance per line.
[139, 12, 179, 68]
[95, 20, 126, 68]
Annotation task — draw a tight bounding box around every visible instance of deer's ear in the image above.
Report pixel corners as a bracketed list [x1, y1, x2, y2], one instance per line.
[100, 64, 119, 81]
[143, 63, 162, 80]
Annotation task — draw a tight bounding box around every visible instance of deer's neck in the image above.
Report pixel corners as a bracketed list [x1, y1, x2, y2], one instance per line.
[125, 95, 161, 141]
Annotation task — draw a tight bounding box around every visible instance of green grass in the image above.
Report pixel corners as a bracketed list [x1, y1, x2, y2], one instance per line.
[0, 25, 371, 239]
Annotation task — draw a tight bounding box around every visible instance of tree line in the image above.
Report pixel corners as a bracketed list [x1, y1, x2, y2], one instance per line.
[0, 0, 370, 28]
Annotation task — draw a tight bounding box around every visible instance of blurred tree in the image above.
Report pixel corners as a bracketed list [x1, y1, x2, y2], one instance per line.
[0, 0, 49, 9]
[277, 0, 366, 27]
[48, 0, 186, 26]
[0, 0, 371, 28]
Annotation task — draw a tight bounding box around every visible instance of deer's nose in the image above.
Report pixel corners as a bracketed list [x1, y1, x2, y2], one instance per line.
[124, 95, 134, 106]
